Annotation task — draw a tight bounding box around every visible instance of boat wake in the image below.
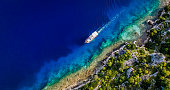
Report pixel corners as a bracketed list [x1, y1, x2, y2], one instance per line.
[20, 0, 159, 89]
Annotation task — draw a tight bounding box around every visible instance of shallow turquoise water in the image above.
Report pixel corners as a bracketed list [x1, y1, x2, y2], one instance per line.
[21, 0, 159, 89]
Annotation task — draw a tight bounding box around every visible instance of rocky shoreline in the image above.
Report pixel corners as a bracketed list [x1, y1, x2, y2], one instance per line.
[43, 1, 170, 90]
[72, 2, 170, 89]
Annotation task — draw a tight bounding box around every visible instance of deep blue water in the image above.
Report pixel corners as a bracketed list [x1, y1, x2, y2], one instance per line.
[0, 0, 158, 90]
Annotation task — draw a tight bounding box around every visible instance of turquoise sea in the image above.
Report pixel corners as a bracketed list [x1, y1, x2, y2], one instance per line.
[0, 0, 159, 89]
[29, 0, 159, 89]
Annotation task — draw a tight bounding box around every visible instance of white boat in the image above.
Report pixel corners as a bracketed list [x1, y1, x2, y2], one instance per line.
[85, 31, 99, 43]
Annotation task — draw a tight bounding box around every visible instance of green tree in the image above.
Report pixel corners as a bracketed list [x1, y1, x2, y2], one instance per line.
[107, 61, 112, 67]
[159, 16, 165, 22]
[161, 62, 167, 67]
[106, 70, 112, 76]
[163, 78, 170, 89]
[144, 70, 149, 74]
[153, 29, 157, 34]
[119, 79, 123, 83]
[128, 77, 134, 84]
[144, 64, 149, 68]
[164, 5, 170, 12]
[126, 50, 131, 54]
[150, 29, 157, 37]
[104, 76, 109, 80]
[138, 68, 142, 74]
[126, 44, 136, 50]
[135, 81, 138, 85]
[140, 73, 143, 76]
[161, 69, 169, 77]
[162, 13, 170, 18]
[160, 76, 165, 80]
[103, 66, 106, 71]
[110, 57, 115, 61]
[165, 48, 168, 53]
[120, 75, 126, 82]
[139, 49, 145, 55]
[113, 71, 119, 77]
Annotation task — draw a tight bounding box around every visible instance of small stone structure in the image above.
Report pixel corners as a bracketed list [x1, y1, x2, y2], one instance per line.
[126, 67, 134, 78]
[150, 53, 165, 66]
[147, 20, 154, 25]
